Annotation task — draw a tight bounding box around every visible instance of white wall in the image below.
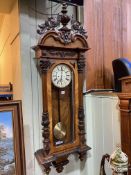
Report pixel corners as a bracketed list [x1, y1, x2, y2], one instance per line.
[82, 93, 121, 175]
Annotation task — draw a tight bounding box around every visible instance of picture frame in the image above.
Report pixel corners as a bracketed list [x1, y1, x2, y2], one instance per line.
[0, 100, 26, 175]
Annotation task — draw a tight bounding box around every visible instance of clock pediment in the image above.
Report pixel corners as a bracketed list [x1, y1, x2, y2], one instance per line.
[33, 2, 89, 51]
[37, 31, 89, 49]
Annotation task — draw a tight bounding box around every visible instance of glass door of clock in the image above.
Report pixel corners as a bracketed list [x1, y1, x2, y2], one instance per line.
[52, 71, 75, 146]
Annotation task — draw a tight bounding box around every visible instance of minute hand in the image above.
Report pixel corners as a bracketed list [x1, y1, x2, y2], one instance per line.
[60, 70, 63, 85]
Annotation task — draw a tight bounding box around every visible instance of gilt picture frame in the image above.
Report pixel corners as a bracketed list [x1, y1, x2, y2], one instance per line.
[0, 100, 26, 175]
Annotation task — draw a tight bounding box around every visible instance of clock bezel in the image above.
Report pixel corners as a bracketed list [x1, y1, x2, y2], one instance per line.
[51, 63, 72, 88]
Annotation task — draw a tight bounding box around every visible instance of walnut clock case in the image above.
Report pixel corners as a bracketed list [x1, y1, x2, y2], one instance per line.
[33, 3, 91, 174]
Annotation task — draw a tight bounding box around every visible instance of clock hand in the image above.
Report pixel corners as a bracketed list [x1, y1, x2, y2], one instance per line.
[60, 69, 63, 85]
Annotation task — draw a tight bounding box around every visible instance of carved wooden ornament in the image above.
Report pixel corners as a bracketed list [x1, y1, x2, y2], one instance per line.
[33, 3, 91, 174]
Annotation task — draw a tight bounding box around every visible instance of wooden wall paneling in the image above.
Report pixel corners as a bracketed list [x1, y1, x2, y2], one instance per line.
[122, 0, 131, 60]
[94, 0, 105, 89]
[103, 0, 122, 89]
[84, 0, 96, 89]
[126, 1, 131, 60]
[84, 0, 131, 89]
[121, 0, 127, 58]
[84, 0, 107, 89]
[112, 0, 123, 58]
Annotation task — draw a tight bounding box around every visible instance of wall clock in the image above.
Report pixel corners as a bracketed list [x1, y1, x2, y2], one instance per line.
[33, 3, 90, 174]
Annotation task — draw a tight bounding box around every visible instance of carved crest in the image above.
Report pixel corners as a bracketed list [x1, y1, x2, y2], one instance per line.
[37, 3, 87, 45]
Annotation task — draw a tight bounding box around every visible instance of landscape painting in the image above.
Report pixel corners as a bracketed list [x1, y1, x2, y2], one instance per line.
[0, 111, 16, 175]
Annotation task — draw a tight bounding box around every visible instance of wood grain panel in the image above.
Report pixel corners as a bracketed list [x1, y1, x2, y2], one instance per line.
[84, 0, 131, 89]
[94, 0, 104, 88]
[84, 0, 96, 89]
[84, 0, 105, 89]
[103, 0, 122, 88]
[122, 0, 131, 59]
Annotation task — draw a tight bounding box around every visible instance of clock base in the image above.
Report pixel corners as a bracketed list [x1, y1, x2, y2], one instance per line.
[35, 145, 91, 174]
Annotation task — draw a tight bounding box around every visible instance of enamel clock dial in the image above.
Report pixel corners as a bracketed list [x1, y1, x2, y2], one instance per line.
[52, 64, 72, 88]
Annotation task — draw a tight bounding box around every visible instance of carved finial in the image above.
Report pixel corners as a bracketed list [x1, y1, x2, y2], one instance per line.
[36, 2, 88, 44]
[60, 3, 70, 29]
[61, 2, 67, 14]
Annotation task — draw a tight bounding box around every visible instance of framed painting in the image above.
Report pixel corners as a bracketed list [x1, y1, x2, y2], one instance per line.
[0, 100, 26, 175]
